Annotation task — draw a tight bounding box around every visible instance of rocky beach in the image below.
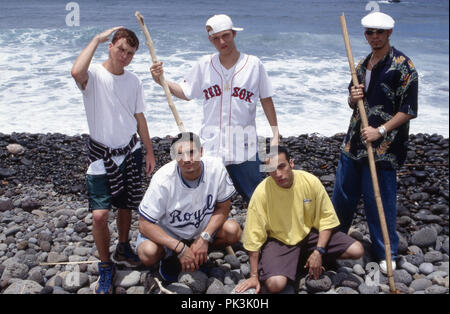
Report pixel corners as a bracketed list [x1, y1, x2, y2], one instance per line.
[0, 132, 448, 295]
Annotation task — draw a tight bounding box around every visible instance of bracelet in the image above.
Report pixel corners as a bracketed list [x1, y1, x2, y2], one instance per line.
[250, 273, 258, 278]
[174, 240, 182, 253]
[177, 243, 186, 258]
[378, 125, 387, 137]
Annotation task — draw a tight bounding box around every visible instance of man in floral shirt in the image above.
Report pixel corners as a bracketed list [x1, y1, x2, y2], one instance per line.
[332, 11, 418, 274]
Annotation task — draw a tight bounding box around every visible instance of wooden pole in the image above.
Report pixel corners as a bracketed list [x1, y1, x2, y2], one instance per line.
[340, 13, 396, 293]
[135, 11, 185, 132]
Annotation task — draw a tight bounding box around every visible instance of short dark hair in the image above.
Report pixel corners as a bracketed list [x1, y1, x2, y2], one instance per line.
[266, 145, 291, 162]
[170, 132, 202, 159]
[111, 28, 139, 50]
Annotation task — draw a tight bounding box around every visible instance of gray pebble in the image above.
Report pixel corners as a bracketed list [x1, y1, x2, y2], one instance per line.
[424, 285, 448, 294]
[419, 263, 434, 275]
[410, 278, 432, 291]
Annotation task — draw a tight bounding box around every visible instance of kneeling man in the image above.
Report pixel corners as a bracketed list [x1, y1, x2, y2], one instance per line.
[137, 132, 242, 281]
[236, 146, 364, 294]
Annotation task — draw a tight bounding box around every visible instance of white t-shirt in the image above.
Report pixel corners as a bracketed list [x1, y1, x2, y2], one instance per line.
[77, 64, 144, 174]
[138, 156, 236, 241]
[180, 53, 273, 165]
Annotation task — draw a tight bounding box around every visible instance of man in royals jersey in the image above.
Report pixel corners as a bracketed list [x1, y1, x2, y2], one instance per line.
[150, 14, 280, 204]
[137, 132, 242, 281]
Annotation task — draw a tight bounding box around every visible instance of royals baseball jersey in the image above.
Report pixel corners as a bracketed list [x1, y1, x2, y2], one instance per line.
[179, 53, 273, 165]
[138, 156, 236, 240]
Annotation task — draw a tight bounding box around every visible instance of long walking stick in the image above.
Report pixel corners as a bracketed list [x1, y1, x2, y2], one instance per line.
[135, 12, 235, 257]
[135, 11, 185, 132]
[340, 13, 396, 293]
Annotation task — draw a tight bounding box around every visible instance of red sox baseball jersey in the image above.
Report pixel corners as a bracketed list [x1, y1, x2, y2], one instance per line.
[180, 53, 273, 165]
[138, 156, 236, 241]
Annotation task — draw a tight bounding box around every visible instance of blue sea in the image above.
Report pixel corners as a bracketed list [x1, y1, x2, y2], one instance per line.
[0, 0, 448, 138]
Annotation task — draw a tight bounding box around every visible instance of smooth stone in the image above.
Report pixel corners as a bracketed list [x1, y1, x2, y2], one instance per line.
[305, 275, 332, 293]
[410, 278, 432, 291]
[424, 285, 448, 294]
[411, 227, 438, 248]
[231, 287, 256, 294]
[1, 262, 29, 281]
[166, 282, 193, 294]
[126, 286, 145, 294]
[3, 279, 42, 294]
[178, 270, 209, 294]
[335, 287, 358, 294]
[401, 261, 419, 274]
[208, 252, 224, 260]
[353, 264, 366, 276]
[426, 271, 448, 280]
[419, 263, 434, 275]
[62, 271, 89, 292]
[114, 270, 141, 288]
[393, 269, 413, 286]
[432, 275, 448, 288]
[224, 254, 241, 269]
[0, 197, 13, 212]
[424, 251, 443, 263]
[206, 278, 226, 294]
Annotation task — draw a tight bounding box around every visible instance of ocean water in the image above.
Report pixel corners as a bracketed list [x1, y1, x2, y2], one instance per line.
[0, 0, 448, 138]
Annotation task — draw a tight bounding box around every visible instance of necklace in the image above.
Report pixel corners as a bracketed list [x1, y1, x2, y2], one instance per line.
[219, 53, 240, 92]
[220, 63, 237, 92]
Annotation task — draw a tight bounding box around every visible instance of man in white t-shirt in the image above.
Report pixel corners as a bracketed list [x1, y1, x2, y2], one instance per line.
[150, 14, 280, 204]
[137, 132, 241, 282]
[71, 27, 156, 294]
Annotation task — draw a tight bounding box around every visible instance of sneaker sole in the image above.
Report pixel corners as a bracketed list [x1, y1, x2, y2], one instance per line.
[111, 256, 141, 268]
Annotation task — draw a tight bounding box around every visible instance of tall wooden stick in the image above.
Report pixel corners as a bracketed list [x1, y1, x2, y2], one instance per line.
[135, 11, 235, 256]
[135, 11, 185, 132]
[340, 13, 396, 293]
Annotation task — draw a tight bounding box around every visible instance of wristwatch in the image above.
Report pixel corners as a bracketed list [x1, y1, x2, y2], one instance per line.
[315, 246, 326, 255]
[200, 231, 213, 243]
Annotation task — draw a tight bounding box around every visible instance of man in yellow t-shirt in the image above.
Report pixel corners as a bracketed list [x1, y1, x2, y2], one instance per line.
[235, 146, 364, 294]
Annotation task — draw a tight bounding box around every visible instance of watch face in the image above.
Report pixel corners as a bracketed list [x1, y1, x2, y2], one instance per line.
[201, 232, 210, 241]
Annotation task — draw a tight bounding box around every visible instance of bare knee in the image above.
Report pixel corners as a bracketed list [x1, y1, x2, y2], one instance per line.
[223, 219, 242, 244]
[265, 276, 288, 294]
[92, 210, 109, 227]
[137, 241, 164, 267]
[341, 241, 364, 259]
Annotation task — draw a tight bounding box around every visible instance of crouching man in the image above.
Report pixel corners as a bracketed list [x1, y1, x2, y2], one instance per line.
[137, 132, 242, 281]
[236, 146, 364, 293]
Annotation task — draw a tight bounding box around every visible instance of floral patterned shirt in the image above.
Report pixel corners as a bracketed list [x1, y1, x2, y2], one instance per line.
[341, 47, 418, 170]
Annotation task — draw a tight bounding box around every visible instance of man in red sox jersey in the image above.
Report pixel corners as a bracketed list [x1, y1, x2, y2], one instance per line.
[151, 14, 280, 203]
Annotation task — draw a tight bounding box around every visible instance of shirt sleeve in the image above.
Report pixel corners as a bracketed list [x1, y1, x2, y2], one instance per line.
[398, 59, 418, 118]
[312, 177, 340, 232]
[216, 163, 236, 203]
[135, 80, 145, 114]
[76, 67, 95, 96]
[242, 186, 269, 251]
[258, 59, 273, 99]
[138, 173, 168, 224]
[179, 59, 204, 100]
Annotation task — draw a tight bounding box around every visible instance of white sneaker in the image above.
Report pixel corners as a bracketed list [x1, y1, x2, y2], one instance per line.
[379, 260, 396, 274]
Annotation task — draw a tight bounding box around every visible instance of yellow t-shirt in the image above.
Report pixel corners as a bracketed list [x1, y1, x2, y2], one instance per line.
[242, 170, 340, 252]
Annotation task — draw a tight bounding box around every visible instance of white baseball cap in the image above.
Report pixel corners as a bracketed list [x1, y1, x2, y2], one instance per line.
[205, 14, 243, 36]
[361, 12, 395, 29]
